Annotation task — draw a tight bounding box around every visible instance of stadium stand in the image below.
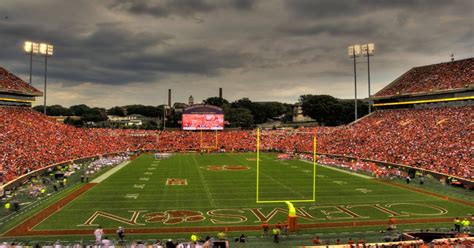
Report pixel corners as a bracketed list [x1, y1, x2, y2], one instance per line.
[0, 67, 42, 107]
[0, 107, 144, 184]
[1, 105, 473, 185]
[0, 67, 42, 96]
[318, 106, 474, 180]
[1, 58, 473, 189]
[374, 58, 474, 97]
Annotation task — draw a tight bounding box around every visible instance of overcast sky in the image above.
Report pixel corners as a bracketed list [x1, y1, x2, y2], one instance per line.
[1, 0, 473, 108]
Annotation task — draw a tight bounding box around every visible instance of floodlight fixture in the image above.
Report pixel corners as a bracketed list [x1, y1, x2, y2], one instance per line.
[362, 43, 375, 56]
[39, 43, 54, 56]
[348, 44, 361, 57]
[24, 41, 32, 53]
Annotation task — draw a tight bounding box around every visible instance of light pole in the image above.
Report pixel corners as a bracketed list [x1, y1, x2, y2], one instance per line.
[23, 41, 39, 85]
[361, 43, 375, 113]
[39, 43, 54, 115]
[23, 41, 53, 114]
[348, 44, 361, 120]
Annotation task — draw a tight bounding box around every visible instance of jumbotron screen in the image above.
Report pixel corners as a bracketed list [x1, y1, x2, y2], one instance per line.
[182, 104, 224, 130]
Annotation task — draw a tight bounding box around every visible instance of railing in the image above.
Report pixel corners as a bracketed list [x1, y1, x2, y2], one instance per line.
[316, 153, 474, 188]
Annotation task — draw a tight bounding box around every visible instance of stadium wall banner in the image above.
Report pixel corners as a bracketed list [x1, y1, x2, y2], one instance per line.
[182, 104, 224, 130]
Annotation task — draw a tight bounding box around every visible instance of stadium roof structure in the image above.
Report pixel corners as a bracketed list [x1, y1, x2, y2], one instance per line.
[373, 58, 474, 99]
[0, 67, 43, 96]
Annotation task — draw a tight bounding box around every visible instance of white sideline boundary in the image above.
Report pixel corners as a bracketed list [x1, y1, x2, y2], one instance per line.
[91, 161, 131, 183]
[300, 160, 373, 179]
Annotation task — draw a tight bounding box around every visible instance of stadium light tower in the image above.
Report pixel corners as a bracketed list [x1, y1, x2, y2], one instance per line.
[23, 41, 39, 85]
[361, 43, 375, 113]
[39, 43, 54, 115]
[348, 44, 361, 120]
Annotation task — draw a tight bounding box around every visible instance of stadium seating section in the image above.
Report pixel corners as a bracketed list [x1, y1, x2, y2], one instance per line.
[374, 58, 473, 97]
[0, 67, 42, 96]
[1, 105, 472, 184]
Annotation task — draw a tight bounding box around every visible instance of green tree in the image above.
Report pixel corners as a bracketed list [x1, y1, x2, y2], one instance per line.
[32, 105, 44, 113]
[64, 117, 84, 127]
[225, 107, 254, 128]
[300, 95, 339, 125]
[81, 107, 107, 122]
[107, 106, 126, 117]
[46, 105, 72, 116]
[204, 97, 229, 107]
[124, 105, 162, 117]
[70, 104, 91, 116]
[300, 95, 369, 126]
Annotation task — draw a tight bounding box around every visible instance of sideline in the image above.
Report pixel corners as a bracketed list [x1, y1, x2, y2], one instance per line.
[3, 216, 454, 237]
[300, 160, 373, 179]
[91, 161, 130, 183]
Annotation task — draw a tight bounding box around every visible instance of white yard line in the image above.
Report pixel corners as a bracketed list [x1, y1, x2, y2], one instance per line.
[91, 161, 130, 183]
[300, 160, 373, 179]
[192, 155, 216, 208]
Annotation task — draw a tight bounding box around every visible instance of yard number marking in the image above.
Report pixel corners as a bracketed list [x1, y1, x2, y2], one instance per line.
[355, 188, 372, 194]
[125, 194, 139, 199]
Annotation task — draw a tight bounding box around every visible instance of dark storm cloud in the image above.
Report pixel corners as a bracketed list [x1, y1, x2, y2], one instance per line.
[283, 0, 462, 19]
[277, 19, 378, 37]
[109, 0, 257, 18]
[0, 20, 249, 85]
[0, 0, 472, 107]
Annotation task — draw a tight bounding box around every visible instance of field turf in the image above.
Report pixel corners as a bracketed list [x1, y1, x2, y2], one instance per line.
[24, 153, 474, 232]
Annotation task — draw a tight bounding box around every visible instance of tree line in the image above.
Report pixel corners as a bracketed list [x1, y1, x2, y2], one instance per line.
[33, 94, 368, 128]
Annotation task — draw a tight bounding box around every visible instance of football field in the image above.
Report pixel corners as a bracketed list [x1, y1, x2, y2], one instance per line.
[8, 153, 474, 234]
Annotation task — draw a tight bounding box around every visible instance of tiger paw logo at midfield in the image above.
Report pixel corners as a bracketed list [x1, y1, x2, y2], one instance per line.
[166, 178, 188, 186]
[143, 210, 206, 224]
[205, 165, 249, 171]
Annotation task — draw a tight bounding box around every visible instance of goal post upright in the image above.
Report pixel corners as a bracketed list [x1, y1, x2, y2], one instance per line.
[256, 128, 260, 203]
[313, 130, 317, 202]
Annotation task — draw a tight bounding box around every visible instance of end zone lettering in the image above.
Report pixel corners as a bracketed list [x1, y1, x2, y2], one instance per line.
[78, 203, 449, 226]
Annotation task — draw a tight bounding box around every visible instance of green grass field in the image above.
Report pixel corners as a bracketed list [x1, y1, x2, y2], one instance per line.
[30, 153, 473, 232]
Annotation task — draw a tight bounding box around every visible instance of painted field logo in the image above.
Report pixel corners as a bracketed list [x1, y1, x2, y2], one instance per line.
[166, 178, 188, 186]
[206, 165, 249, 171]
[143, 210, 206, 224]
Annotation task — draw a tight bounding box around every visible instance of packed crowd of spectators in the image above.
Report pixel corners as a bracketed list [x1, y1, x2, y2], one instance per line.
[318, 106, 473, 180]
[374, 58, 473, 97]
[0, 107, 142, 184]
[0, 67, 42, 95]
[1, 105, 472, 185]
